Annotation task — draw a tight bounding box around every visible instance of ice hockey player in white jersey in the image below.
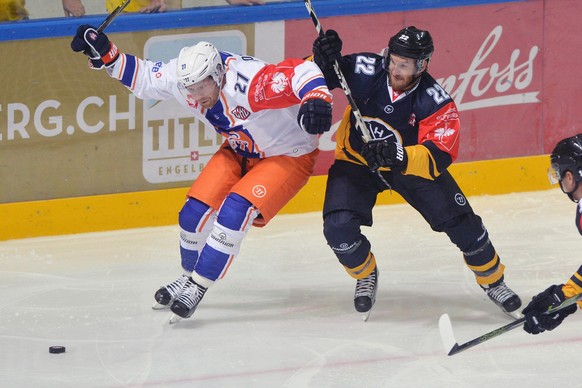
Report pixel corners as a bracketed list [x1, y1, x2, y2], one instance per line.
[71, 25, 333, 323]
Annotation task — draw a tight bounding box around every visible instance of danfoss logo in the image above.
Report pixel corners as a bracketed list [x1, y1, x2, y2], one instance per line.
[318, 25, 541, 152]
[438, 25, 540, 111]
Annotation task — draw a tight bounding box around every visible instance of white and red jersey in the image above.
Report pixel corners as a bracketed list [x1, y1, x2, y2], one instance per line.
[107, 51, 332, 158]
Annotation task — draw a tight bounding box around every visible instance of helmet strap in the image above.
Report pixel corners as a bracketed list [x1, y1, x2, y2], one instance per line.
[561, 171, 581, 202]
[566, 189, 578, 203]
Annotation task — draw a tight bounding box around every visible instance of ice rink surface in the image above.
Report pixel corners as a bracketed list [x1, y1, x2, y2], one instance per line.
[1, 189, 580, 388]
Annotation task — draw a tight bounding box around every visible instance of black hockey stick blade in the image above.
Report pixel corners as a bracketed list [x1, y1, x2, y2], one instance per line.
[444, 316, 525, 356]
[97, 0, 132, 33]
[440, 293, 582, 356]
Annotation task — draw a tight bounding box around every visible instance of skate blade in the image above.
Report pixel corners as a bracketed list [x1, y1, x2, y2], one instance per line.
[152, 302, 170, 310]
[168, 314, 182, 325]
[360, 309, 373, 321]
[358, 300, 376, 321]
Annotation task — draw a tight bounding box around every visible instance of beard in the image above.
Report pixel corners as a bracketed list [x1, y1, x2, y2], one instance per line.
[388, 71, 421, 93]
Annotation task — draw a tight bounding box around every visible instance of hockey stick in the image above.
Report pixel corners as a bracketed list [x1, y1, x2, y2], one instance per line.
[439, 293, 582, 356]
[97, 0, 132, 33]
[303, 0, 392, 189]
[303, 0, 371, 142]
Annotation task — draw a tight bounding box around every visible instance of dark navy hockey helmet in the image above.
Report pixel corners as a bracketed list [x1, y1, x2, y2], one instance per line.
[388, 26, 434, 61]
[550, 134, 582, 183]
[549, 134, 582, 200]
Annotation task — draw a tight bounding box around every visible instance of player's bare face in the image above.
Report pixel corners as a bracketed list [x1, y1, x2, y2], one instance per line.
[388, 54, 423, 92]
[186, 77, 220, 109]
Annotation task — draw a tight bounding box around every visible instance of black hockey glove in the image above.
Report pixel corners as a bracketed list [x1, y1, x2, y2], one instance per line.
[71, 24, 120, 68]
[522, 284, 577, 335]
[312, 29, 342, 70]
[297, 98, 332, 135]
[361, 140, 408, 172]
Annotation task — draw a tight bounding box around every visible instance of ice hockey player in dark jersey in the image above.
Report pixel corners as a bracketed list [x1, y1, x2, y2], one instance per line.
[312, 26, 522, 319]
[522, 135, 582, 334]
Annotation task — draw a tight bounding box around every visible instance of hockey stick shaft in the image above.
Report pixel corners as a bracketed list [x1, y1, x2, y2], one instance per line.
[303, 0, 371, 142]
[303, 0, 393, 189]
[97, 0, 132, 33]
[447, 293, 582, 356]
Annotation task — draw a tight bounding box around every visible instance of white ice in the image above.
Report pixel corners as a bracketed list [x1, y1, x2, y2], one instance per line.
[1, 189, 580, 387]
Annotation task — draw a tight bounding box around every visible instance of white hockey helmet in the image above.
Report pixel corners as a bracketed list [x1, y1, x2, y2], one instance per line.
[177, 41, 225, 89]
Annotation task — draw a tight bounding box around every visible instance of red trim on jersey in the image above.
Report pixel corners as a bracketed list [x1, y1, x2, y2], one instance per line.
[130, 57, 139, 91]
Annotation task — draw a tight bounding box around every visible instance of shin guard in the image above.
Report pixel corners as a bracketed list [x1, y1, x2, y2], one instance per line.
[178, 198, 216, 272]
[194, 193, 259, 284]
[323, 210, 374, 279]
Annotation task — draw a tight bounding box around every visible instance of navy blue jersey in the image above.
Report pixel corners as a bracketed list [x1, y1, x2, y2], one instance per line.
[568, 203, 582, 303]
[324, 52, 461, 180]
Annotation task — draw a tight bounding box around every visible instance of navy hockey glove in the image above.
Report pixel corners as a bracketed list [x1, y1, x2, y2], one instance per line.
[361, 140, 408, 172]
[71, 25, 120, 68]
[312, 29, 342, 70]
[297, 98, 332, 135]
[522, 284, 577, 335]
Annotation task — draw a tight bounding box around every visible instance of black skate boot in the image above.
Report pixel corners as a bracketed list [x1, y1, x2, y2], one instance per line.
[354, 267, 379, 321]
[152, 274, 190, 310]
[482, 280, 522, 317]
[169, 277, 208, 323]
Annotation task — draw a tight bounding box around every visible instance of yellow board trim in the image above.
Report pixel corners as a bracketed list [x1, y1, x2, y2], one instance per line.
[0, 154, 551, 241]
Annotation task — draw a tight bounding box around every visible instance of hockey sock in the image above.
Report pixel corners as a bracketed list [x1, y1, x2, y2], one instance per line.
[178, 198, 217, 272]
[194, 193, 259, 282]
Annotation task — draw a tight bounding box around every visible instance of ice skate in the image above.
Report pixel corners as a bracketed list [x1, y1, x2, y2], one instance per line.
[354, 267, 379, 321]
[152, 274, 190, 310]
[168, 277, 208, 324]
[483, 280, 522, 318]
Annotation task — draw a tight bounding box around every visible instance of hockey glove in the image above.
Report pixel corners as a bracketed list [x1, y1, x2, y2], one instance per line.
[71, 24, 120, 68]
[87, 58, 106, 70]
[361, 140, 408, 172]
[312, 29, 342, 70]
[522, 284, 577, 335]
[297, 98, 332, 135]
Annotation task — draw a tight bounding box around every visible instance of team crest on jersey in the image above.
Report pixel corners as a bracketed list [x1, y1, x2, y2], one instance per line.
[408, 113, 417, 126]
[435, 127, 456, 140]
[226, 129, 257, 155]
[253, 69, 293, 104]
[270, 72, 290, 94]
[434, 107, 459, 139]
[364, 116, 401, 142]
[231, 105, 251, 120]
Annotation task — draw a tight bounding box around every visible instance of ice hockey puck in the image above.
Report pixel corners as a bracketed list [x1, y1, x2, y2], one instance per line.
[49, 346, 66, 354]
